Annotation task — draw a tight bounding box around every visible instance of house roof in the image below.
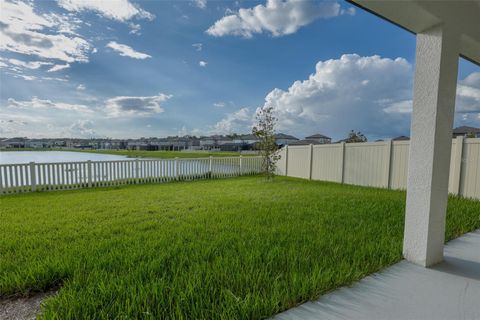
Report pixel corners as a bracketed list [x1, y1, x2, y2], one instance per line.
[349, 0, 480, 65]
[238, 134, 257, 140]
[305, 133, 331, 140]
[274, 133, 299, 140]
[453, 126, 480, 134]
[393, 135, 410, 141]
[1, 137, 27, 143]
[289, 139, 323, 146]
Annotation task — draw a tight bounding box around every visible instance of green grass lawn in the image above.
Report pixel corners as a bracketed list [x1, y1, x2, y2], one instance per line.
[1, 177, 479, 319]
[0, 148, 253, 159]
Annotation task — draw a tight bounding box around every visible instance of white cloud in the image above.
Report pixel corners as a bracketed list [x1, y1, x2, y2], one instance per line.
[383, 100, 412, 114]
[259, 54, 414, 139]
[40, 76, 68, 82]
[457, 84, 480, 102]
[48, 63, 70, 72]
[194, 0, 207, 9]
[455, 72, 480, 115]
[0, 117, 30, 135]
[199, 60, 207, 67]
[8, 73, 37, 81]
[0, 0, 90, 63]
[77, 84, 86, 90]
[7, 97, 93, 113]
[105, 93, 172, 117]
[206, 0, 348, 38]
[341, 7, 356, 16]
[6, 58, 52, 69]
[462, 72, 480, 87]
[192, 43, 203, 51]
[106, 41, 151, 59]
[254, 54, 480, 140]
[212, 107, 252, 134]
[213, 102, 226, 108]
[212, 54, 417, 139]
[57, 0, 154, 22]
[129, 23, 141, 35]
[70, 119, 95, 136]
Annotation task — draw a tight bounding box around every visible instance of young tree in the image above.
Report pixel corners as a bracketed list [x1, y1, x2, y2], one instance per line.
[252, 106, 280, 180]
[345, 130, 368, 143]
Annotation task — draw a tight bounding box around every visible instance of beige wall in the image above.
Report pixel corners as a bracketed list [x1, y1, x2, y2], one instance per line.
[279, 137, 480, 200]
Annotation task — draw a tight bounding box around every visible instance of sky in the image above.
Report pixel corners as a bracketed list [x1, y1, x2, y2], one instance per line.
[0, 0, 479, 141]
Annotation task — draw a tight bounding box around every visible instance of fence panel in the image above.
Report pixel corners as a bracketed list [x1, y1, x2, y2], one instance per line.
[344, 142, 388, 188]
[390, 141, 409, 190]
[287, 146, 311, 179]
[460, 139, 480, 199]
[280, 138, 480, 200]
[311, 144, 343, 183]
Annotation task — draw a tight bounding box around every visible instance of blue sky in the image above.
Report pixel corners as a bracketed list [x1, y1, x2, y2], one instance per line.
[1, 0, 479, 141]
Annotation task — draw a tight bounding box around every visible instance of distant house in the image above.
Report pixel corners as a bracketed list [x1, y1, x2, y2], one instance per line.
[199, 136, 230, 150]
[289, 139, 324, 146]
[26, 140, 52, 148]
[392, 135, 410, 141]
[234, 134, 258, 145]
[0, 137, 27, 148]
[452, 126, 480, 138]
[218, 143, 245, 152]
[304, 133, 332, 144]
[274, 133, 299, 146]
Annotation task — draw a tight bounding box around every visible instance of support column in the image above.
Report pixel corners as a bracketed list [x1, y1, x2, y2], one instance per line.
[403, 24, 459, 267]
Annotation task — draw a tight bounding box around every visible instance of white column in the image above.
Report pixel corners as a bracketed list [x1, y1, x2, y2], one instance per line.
[403, 24, 459, 267]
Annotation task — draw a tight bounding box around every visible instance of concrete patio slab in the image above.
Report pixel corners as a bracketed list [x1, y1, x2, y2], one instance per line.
[274, 229, 480, 320]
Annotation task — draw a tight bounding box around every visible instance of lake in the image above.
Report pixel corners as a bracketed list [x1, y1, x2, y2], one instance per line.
[0, 151, 131, 165]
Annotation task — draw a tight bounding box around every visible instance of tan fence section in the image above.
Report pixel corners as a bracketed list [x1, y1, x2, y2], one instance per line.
[278, 137, 480, 200]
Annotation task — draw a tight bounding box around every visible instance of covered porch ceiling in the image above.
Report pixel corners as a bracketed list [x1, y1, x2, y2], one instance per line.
[349, 0, 480, 65]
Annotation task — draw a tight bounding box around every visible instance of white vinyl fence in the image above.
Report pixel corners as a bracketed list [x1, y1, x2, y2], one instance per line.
[0, 156, 262, 195]
[277, 137, 480, 200]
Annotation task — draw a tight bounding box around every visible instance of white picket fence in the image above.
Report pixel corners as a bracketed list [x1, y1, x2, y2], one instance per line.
[0, 156, 262, 195]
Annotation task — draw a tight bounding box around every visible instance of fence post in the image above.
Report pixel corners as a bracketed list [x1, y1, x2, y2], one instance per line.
[209, 156, 213, 176]
[29, 161, 36, 192]
[451, 135, 464, 195]
[384, 140, 393, 189]
[175, 157, 179, 180]
[239, 155, 243, 175]
[308, 144, 313, 180]
[135, 159, 140, 184]
[284, 145, 289, 176]
[87, 160, 92, 188]
[340, 142, 346, 183]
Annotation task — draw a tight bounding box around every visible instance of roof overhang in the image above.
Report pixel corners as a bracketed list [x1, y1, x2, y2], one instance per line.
[348, 0, 480, 65]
